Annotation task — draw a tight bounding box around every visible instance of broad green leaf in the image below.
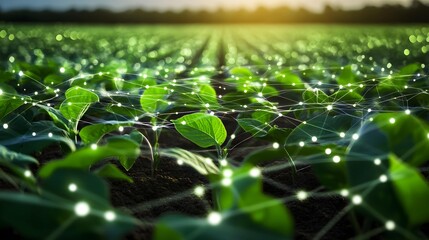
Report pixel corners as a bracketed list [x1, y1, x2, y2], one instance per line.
[79, 121, 133, 144]
[275, 70, 306, 91]
[177, 83, 220, 109]
[286, 114, 358, 146]
[173, 113, 227, 148]
[0, 84, 27, 121]
[371, 113, 429, 167]
[330, 89, 364, 103]
[252, 111, 274, 124]
[0, 169, 137, 239]
[0, 117, 75, 154]
[0, 145, 38, 184]
[37, 105, 69, 131]
[378, 63, 421, 92]
[160, 148, 219, 175]
[389, 154, 429, 226]
[140, 85, 169, 113]
[154, 214, 290, 240]
[59, 86, 99, 133]
[0, 145, 38, 166]
[210, 165, 294, 237]
[39, 137, 140, 178]
[94, 163, 133, 183]
[237, 118, 271, 138]
[230, 67, 254, 77]
[337, 65, 358, 85]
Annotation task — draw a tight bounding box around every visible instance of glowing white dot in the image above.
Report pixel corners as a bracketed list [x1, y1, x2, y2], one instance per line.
[374, 158, 382, 165]
[299, 141, 305, 147]
[352, 195, 363, 205]
[104, 211, 116, 222]
[134, 117, 139, 121]
[220, 159, 228, 167]
[74, 201, 90, 217]
[118, 126, 124, 132]
[90, 144, 97, 150]
[389, 118, 396, 124]
[152, 125, 159, 131]
[24, 170, 32, 178]
[367, 108, 372, 113]
[194, 186, 205, 197]
[325, 148, 332, 155]
[207, 212, 222, 225]
[60, 67, 65, 73]
[177, 159, 184, 165]
[230, 134, 236, 140]
[67, 102, 72, 106]
[181, 121, 186, 125]
[117, 103, 122, 107]
[2, 123, 8, 129]
[340, 189, 349, 197]
[405, 109, 411, 115]
[339, 132, 346, 138]
[297, 191, 308, 201]
[0, 89, 3, 95]
[223, 169, 233, 178]
[249, 167, 261, 178]
[311, 136, 318, 142]
[327, 105, 333, 111]
[272, 142, 280, 149]
[379, 175, 388, 183]
[333, 155, 341, 163]
[221, 178, 232, 186]
[352, 134, 359, 140]
[48, 132, 53, 138]
[205, 103, 210, 108]
[18, 71, 24, 77]
[385, 220, 396, 231]
[68, 183, 77, 192]
[32, 132, 36, 136]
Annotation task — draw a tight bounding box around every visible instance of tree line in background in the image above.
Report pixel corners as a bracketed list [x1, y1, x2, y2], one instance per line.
[0, 0, 428, 23]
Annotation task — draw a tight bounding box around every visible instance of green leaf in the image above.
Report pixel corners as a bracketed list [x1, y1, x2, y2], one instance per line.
[237, 118, 271, 137]
[160, 148, 219, 175]
[173, 113, 227, 148]
[0, 117, 75, 154]
[275, 70, 306, 91]
[378, 63, 421, 93]
[59, 86, 99, 133]
[0, 145, 38, 166]
[337, 65, 358, 85]
[94, 163, 133, 183]
[37, 105, 69, 131]
[0, 84, 27, 121]
[154, 214, 290, 240]
[176, 83, 219, 110]
[389, 154, 429, 226]
[230, 67, 254, 77]
[0, 169, 137, 239]
[79, 121, 133, 144]
[140, 85, 169, 113]
[210, 165, 294, 237]
[286, 114, 358, 146]
[371, 113, 429, 167]
[39, 137, 140, 178]
[155, 166, 293, 240]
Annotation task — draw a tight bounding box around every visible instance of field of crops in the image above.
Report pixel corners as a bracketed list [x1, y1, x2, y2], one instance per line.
[1, 24, 429, 239]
